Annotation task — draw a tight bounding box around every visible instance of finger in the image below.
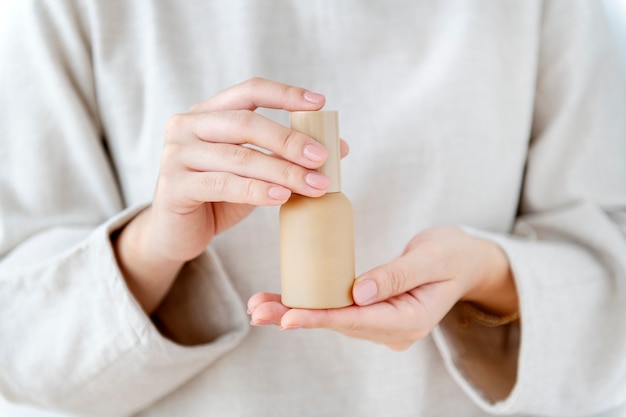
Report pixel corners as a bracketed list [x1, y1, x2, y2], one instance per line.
[250, 301, 289, 326]
[247, 293, 288, 326]
[247, 292, 281, 314]
[339, 139, 349, 158]
[279, 294, 428, 337]
[280, 304, 388, 332]
[280, 286, 457, 349]
[169, 110, 329, 170]
[190, 77, 326, 113]
[352, 228, 478, 306]
[352, 255, 445, 306]
[177, 171, 293, 206]
[178, 142, 331, 197]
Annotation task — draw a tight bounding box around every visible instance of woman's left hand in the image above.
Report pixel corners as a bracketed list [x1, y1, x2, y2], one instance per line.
[247, 226, 518, 351]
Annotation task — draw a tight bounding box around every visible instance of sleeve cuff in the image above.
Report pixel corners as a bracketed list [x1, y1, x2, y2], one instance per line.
[434, 221, 626, 415]
[76, 205, 251, 415]
[2, 204, 249, 416]
[432, 226, 528, 414]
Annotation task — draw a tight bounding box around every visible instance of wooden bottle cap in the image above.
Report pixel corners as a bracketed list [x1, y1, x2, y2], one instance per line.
[290, 110, 341, 193]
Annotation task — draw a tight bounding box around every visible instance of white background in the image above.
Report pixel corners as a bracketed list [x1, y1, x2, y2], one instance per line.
[0, 0, 17, 19]
[0, 0, 625, 416]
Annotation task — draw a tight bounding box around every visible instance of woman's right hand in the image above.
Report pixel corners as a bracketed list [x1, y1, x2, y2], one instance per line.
[113, 78, 334, 313]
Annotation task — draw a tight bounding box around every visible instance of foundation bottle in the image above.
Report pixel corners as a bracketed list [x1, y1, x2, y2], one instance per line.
[280, 110, 355, 309]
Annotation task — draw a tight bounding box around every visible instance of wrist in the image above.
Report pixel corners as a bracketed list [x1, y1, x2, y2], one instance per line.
[112, 208, 184, 314]
[462, 236, 519, 317]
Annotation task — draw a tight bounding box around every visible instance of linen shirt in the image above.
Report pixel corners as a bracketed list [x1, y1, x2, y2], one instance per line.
[1, 1, 626, 416]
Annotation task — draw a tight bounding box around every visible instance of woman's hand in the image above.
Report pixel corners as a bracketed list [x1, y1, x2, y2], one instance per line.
[114, 78, 345, 313]
[248, 226, 518, 351]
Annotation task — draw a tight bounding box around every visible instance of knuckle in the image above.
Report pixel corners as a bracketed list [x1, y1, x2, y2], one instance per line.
[343, 310, 366, 333]
[188, 102, 203, 113]
[278, 161, 303, 185]
[207, 173, 230, 196]
[248, 76, 265, 85]
[245, 77, 266, 91]
[155, 173, 175, 197]
[159, 143, 184, 173]
[284, 84, 304, 100]
[164, 113, 187, 142]
[386, 264, 410, 297]
[314, 310, 336, 330]
[338, 314, 363, 334]
[229, 109, 255, 130]
[345, 320, 365, 333]
[204, 173, 259, 203]
[230, 146, 255, 167]
[242, 177, 256, 200]
[278, 128, 299, 153]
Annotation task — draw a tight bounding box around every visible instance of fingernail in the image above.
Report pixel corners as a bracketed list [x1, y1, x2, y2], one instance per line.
[303, 90, 325, 104]
[305, 172, 331, 189]
[303, 144, 328, 163]
[353, 279, 378, 305]
[269, 186, 291, 201]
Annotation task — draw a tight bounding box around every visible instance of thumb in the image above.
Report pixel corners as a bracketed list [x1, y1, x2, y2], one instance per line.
[352, 257, 417, 306]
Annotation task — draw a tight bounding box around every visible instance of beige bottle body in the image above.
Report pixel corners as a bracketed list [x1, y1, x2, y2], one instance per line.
[279, 192, 355, 309]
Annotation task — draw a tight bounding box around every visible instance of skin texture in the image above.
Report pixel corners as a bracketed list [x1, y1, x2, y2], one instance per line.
[113, 78, 518, 349]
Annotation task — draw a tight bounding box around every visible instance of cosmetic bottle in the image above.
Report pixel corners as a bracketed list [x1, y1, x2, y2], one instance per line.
[280, 110, 355, 309]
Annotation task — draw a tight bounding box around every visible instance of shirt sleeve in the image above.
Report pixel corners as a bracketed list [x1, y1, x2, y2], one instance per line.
[433, 1, 626, 415]
[0, 2, 249, 416]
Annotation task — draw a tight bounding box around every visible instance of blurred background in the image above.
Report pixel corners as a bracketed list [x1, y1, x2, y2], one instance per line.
[0, 0, 625, 416]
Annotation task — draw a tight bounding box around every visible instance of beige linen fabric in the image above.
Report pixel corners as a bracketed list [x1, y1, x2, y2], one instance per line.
[1, 1, 625, 416]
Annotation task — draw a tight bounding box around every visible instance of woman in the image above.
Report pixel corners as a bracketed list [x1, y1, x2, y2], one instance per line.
[1, 1, 625, 416]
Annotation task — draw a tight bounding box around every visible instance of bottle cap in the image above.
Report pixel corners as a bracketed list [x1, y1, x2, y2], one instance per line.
[290, 110, 341, 193]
